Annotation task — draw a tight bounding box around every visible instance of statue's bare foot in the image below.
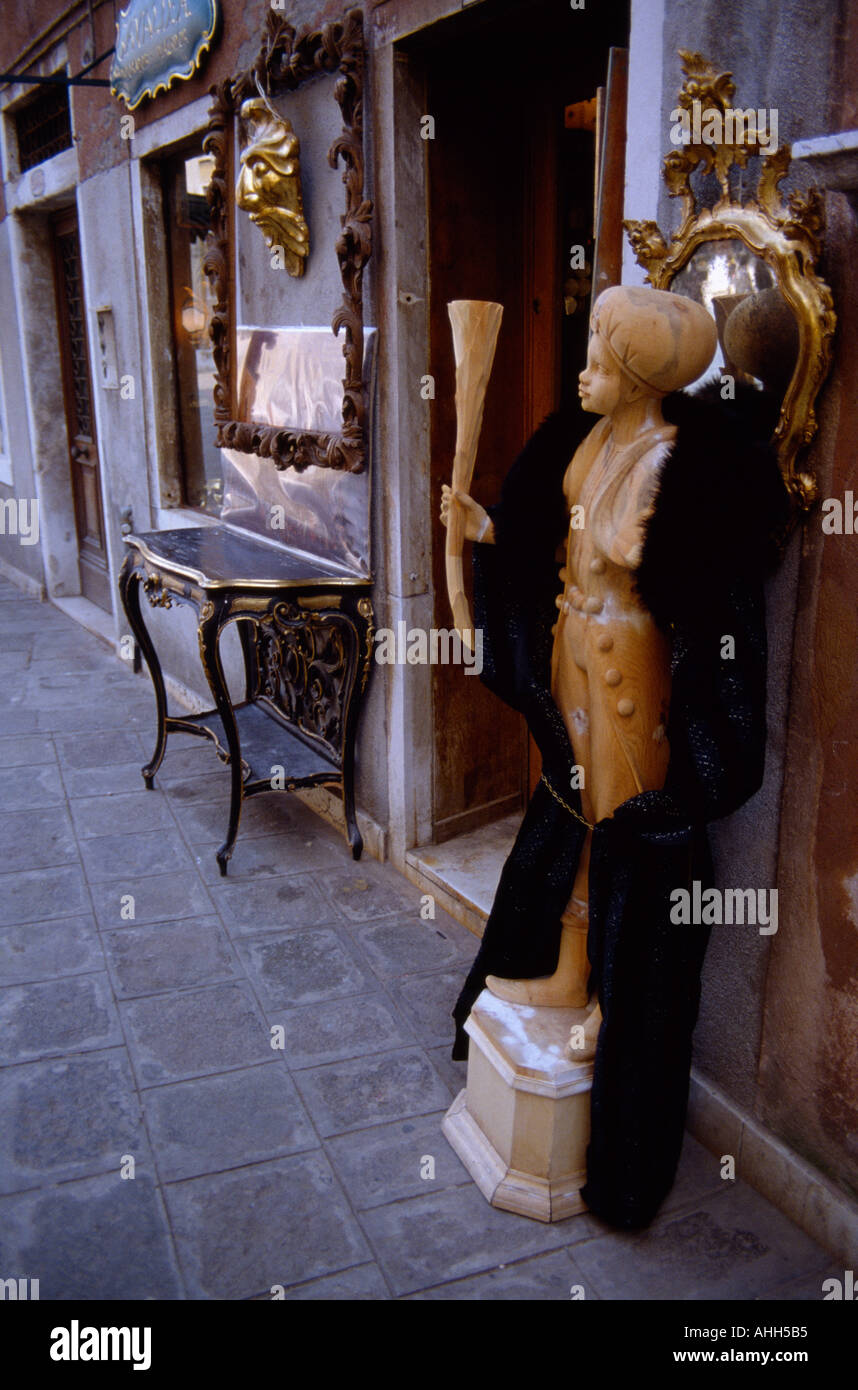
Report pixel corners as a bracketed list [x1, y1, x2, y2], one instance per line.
[485, 918, 590, 1007]
[485, 972, 590, 1008]
[565, 1001, 602, 1061]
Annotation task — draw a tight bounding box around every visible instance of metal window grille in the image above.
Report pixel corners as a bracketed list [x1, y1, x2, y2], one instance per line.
[15, 84, 72, 172]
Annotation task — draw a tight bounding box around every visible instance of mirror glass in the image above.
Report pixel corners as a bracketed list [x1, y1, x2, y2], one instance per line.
[671, 239, 797, 411]
[233, 73, 347, 433]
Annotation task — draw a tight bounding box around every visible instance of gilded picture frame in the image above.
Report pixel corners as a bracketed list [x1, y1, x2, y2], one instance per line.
[624, 51, 836, 511]
[203, 6, 372, 473]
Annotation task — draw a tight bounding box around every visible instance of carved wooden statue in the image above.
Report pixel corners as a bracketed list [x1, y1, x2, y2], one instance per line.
[442, 286, 718, 1052]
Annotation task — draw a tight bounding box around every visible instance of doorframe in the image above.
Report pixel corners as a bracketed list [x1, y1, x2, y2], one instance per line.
[371, 35, 436, 867]
[7, 205, 83, 606]
[50, 204, 111, 612]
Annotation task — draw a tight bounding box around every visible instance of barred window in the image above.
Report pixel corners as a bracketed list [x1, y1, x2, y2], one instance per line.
[14, 83, 72, 173]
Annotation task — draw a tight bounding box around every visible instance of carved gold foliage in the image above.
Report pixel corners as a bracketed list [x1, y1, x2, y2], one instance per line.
[143, 573, 173, 608]
[357, 596, 374, 693]
[623, 51, 836, 511]
[254, 603, 358, 762]
[673, 50, 736, 116]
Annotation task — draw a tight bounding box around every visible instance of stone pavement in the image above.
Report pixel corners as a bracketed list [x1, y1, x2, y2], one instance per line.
[0, 580, 841, 1300]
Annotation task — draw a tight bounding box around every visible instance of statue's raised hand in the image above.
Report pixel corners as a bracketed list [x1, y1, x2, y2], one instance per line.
[440, 484, 494, 543]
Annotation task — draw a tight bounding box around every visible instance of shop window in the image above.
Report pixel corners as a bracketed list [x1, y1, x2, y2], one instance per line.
[162, 148, 221, 512]
[14, 83, 72, 172]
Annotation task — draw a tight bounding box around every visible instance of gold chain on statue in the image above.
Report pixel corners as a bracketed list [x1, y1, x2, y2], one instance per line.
[540, 774, 595, 830]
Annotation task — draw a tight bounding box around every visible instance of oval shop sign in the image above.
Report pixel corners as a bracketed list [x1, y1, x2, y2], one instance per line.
[110, 0, 220, 110]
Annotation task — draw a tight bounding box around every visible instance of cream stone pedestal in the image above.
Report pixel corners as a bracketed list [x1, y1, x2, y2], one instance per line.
[442, 990, 593, 1222]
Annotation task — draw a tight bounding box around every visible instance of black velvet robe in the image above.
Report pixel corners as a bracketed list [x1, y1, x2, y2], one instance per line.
[451, 386, 790, 1230]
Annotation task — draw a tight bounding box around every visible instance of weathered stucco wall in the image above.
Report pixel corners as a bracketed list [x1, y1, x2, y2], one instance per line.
[0, 219, 42, 590]
[647, 0, 858, 1201]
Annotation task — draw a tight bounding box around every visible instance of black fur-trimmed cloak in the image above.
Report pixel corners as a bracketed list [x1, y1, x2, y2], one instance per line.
[451, 386, 790, 1230]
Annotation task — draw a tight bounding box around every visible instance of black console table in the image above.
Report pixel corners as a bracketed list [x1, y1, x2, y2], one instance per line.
[118, 526, 374, 875]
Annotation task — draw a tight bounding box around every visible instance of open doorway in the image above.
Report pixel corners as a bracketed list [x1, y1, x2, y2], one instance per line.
[408, 0, 629, 883]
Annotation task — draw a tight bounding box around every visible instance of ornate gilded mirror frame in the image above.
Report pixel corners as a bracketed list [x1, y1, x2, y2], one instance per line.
[625, 51, 836, 510]
[203, 7, 371, 473]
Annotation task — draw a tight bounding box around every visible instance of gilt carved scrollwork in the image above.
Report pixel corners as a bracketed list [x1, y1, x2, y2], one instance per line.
[203, 7, 372, 474]
[142, 572, 174, 609]
[357, 596, 374, 693]
[253, 602, 359, 765]
[624, 50, 836, 510]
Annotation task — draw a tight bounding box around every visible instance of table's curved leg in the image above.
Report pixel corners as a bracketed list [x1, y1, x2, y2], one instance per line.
[342, 761, 363, 861]
[342, 598, 370, 861]
[118, 555, 168, 790]
[198, 601, 243, 876]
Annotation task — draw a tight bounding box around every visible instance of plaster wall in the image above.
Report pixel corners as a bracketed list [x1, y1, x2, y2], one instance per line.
[0, 218, 42, 589]
[627, 0, 857, 1198]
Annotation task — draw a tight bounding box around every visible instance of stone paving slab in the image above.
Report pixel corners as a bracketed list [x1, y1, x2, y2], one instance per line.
[392, 970, 475, 1047]
[0, 707, 40, 733]
[0, 1172, 183, 1299]
[69, 790, 177, 840]
[265, 992, 414, 1069]
[37, 701, 155, 735]
[80, 828, 195, 883]
[101, 917, 240, 998]
[193, 827, 354, 883]
[88, 870, 215, 930]
[758, 1265, 844, 1299]
[0, 865, 90, 926]
[570, 1185, 835, 1301]
[0, 973, 124, 1065]
[294, 1047, 453, 1137]
[0, 916, 105, 985]
[325, 1111, 471, 1209]
[178, 793, 302, 845]
[404, 1247, 599, 1301]
[164, 1152, 371, 1299]
[355, 915, 471, 978]
[0, 763, 68, 811]
[119, 981, 272, 1087]
[0, 649, 30, 671]
[359, 1182, 600, 1298]
[141, 1064, 318, 1183]
[55, 730, 147, 770]
[19, 672, 134, 709]
[161, 770, 234, 805]
[0, 734, 58, 767]
[148, 744, 228, 779]
[0, 806, 78, 872]
[212, 873, 337, 933]
[60, 760, 154, 799]
[280, 1262, 391, 1300]
[0, 1048, 148, 1194]
[319, 864, 416, 923]
[234, 926, 374, 1009]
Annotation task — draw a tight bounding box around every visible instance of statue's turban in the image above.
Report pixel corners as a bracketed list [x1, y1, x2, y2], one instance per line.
[591, 286, 718, 395]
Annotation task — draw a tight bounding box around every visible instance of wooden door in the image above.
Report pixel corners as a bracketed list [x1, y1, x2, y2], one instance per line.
[52, 208, 110, 612]
[423, 0, 628, 842]
[426, 30, 567, 841]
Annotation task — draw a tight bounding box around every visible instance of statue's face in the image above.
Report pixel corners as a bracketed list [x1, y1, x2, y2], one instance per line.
[578, 333, 628, 416]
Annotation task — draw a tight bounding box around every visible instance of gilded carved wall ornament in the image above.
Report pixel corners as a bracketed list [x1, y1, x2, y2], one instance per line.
[236, 97, 309, 277]
[624, 50, 836, 510]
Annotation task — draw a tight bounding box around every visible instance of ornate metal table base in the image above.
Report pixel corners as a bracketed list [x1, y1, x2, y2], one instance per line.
[119, 527, 373, 875]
